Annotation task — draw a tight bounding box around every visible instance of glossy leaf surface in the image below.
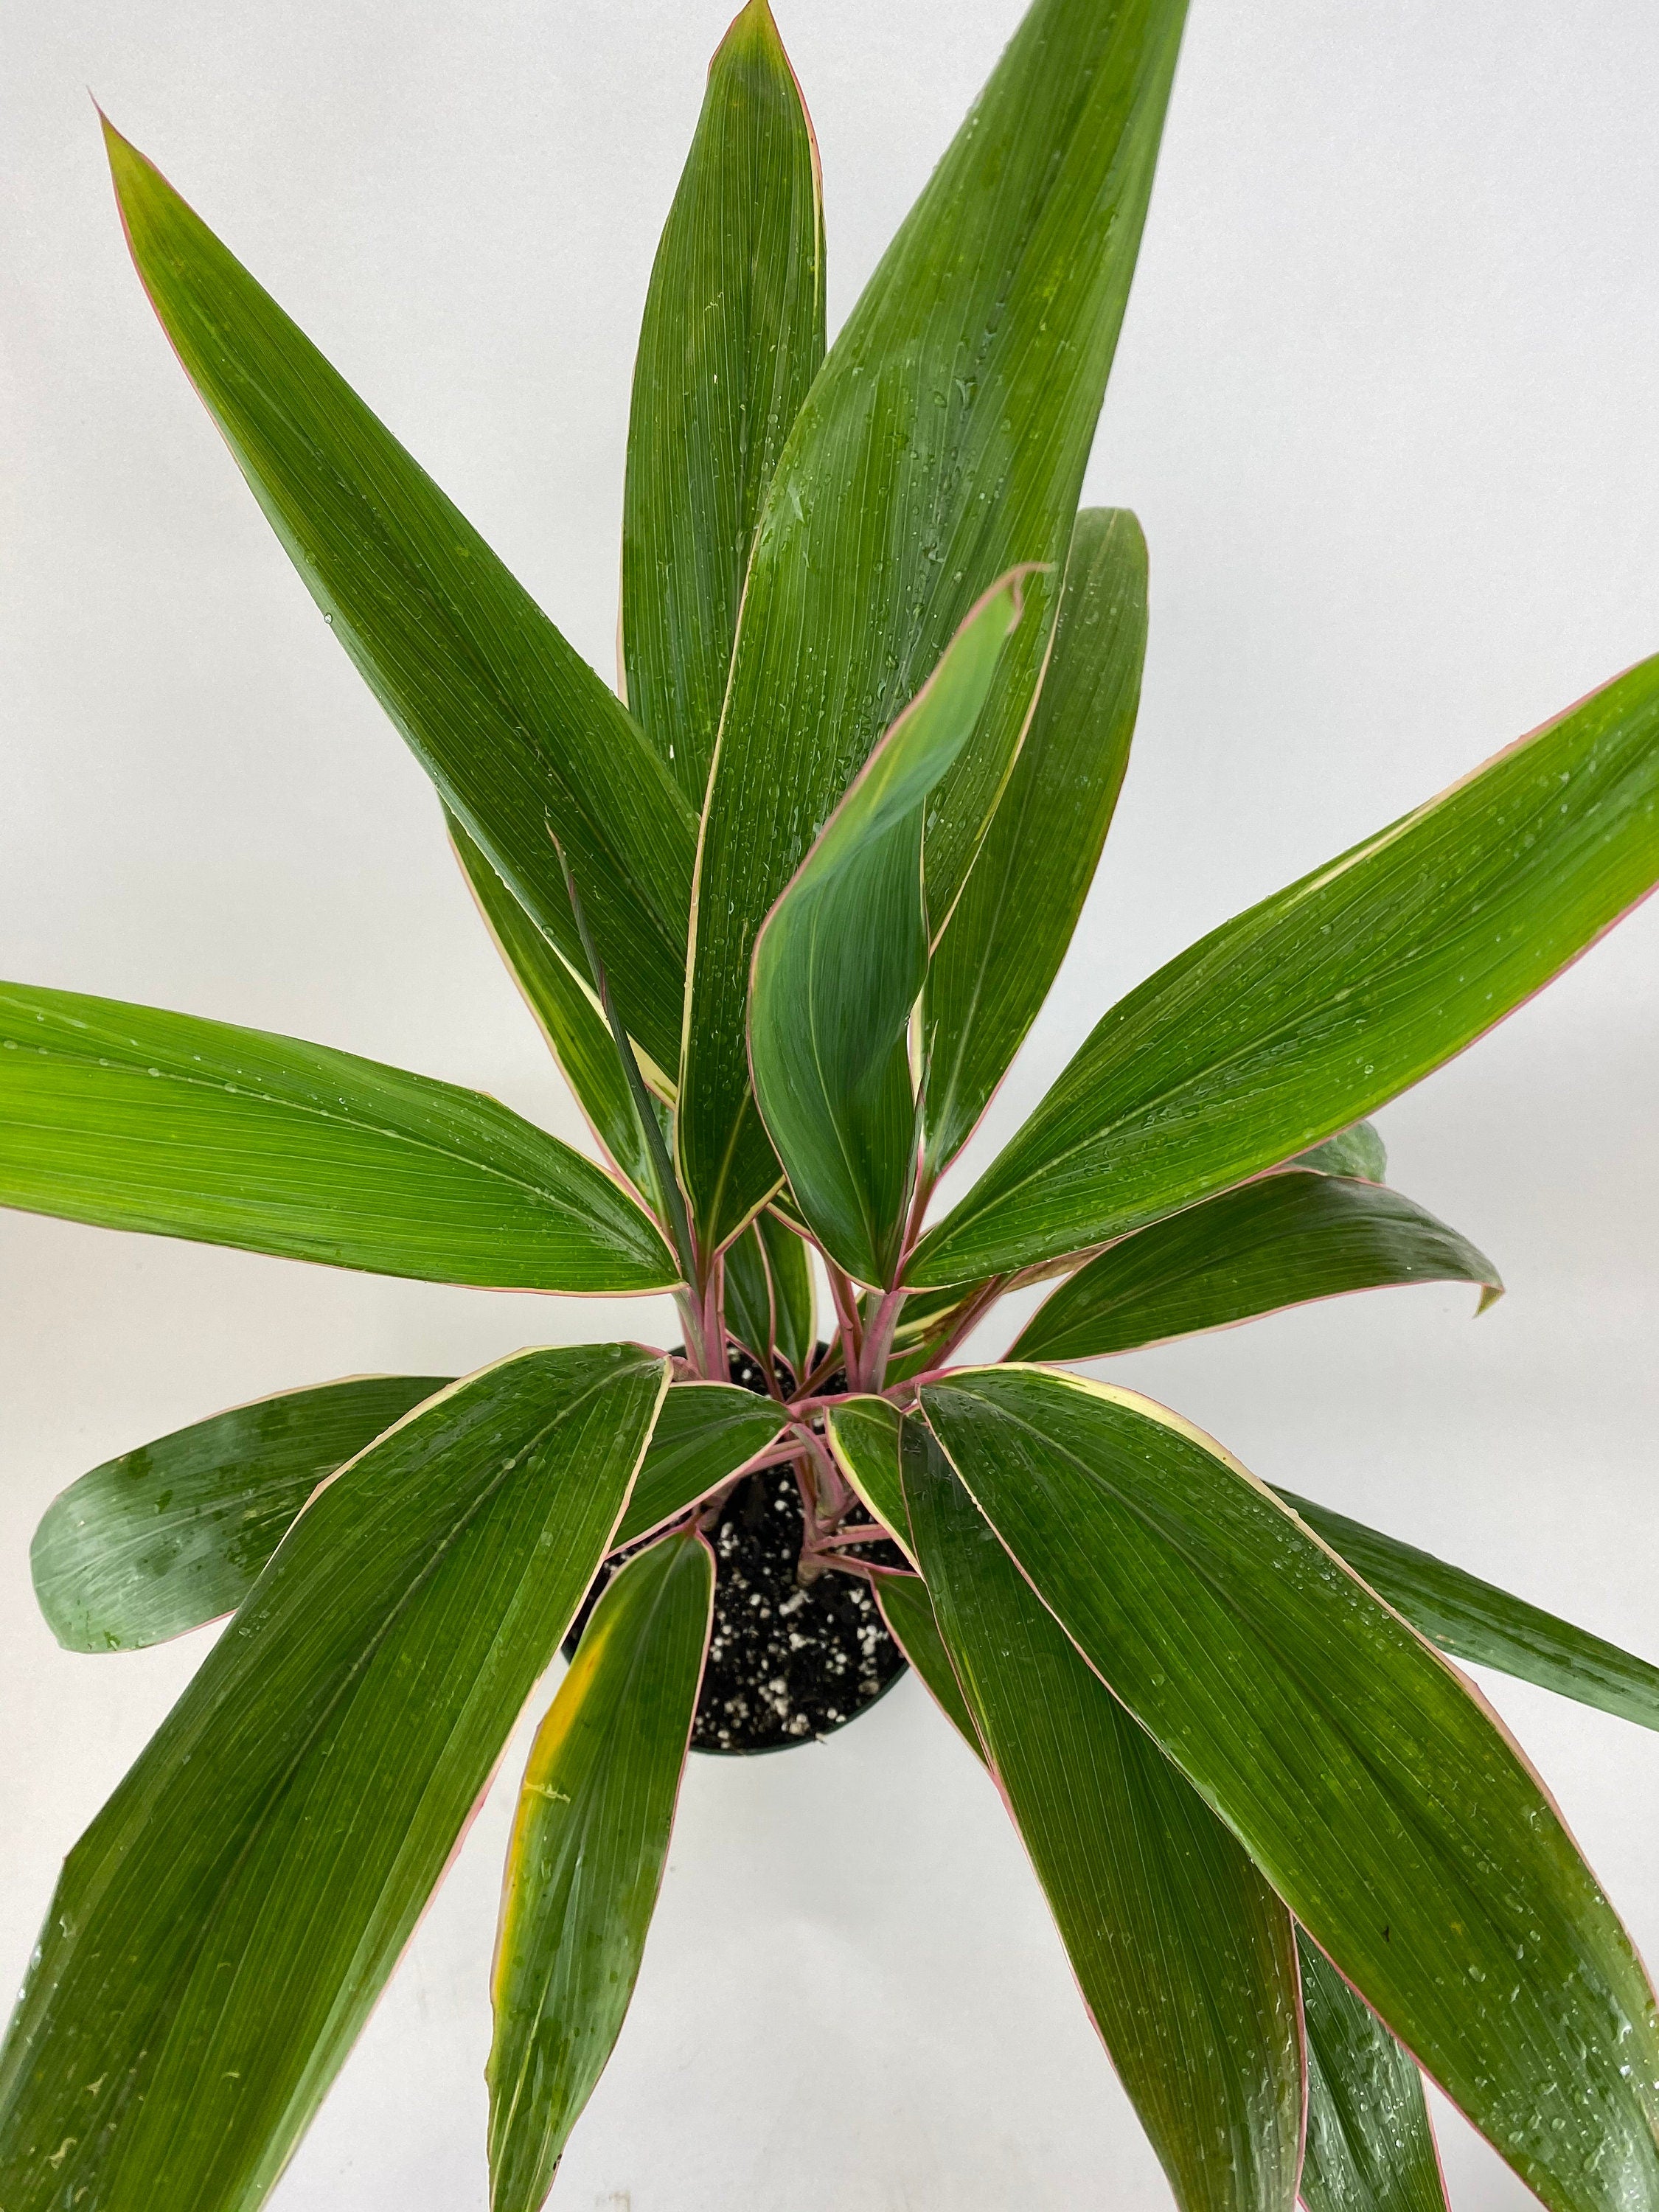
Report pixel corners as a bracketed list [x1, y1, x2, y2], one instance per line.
[750, 574, 1031, 1281]
[0, 1346, 668, 2212]
[875, 1572, 982, 1752]
[1011, 1170, 1500, 1362]
[911, 655, 1659, 1284]
[1298, 1930, 1449, 2212]
[924, 508, 1147, 1168]
[1279, 1487, 1659, 1734]
[105, 121, 694, 1071]
[824, 1395, 914, 1563]
[32, 1374, 446, 1652]
[489, 1532, 712, 2212]
[614, 1382, 785, 1548]
[723, 1213, 815, 1381]
[1295, 1121, 1386, 1182]
[622, 0, 824, 807]
[678, 0, 1189, 1249]
[723, 1222, 779, 1368]
[759, 1212, 815, 1381]
[920, 1365, 1659, 2212]
[0, 982, 678, 1293]
[451, 813, 668, 1200]
[905, 1421, 1304, 2212]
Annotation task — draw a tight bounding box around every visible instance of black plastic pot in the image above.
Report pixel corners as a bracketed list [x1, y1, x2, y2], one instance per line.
[563, 1347, 908, 1753]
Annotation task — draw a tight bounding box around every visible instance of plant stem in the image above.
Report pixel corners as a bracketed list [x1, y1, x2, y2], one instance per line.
[855, 1283, 906, 1392]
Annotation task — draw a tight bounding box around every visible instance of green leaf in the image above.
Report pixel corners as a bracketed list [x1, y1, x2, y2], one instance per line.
[903, 1419, 1303, 2212]
[923, 508, 1147, 1169]
[614, 1381, 785, 1548]
[758, 1211, 816, 1382]
[104, 119, 695, 1073]
[678, 0, 1189, 1251]
[449, 812, 671, 1203]
[489, 1531, 712, 2212]
[824, 1395, 914, 1564]
[1295, 1120, 1386, 1183]
[749, 573, 1033, 1283]
[0, 981, 678, 1293]
[723, 1222, 778, 1366]
[0, 1344, 668, 2212]
[723, 1212, 815, 1381]
[1276, 1486, 1659, 1736]
[1010, 1170, 1500, 1363]
[910, 654, 1659, 1285]
[33, 1371, 776, 1656]
[1297, 1930, 1449, 2212]
[31, 1373, 448, 1652]
[874, 1573, 983, 1753]
[919, 1364, 1659, 2212]
[622, 0, 824, 808]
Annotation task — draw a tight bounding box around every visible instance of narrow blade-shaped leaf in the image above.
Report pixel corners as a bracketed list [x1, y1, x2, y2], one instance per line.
[622, 0, 824, 806]
[450, 813, 670, 1203]
[924, 508, 1147, 1168]
[749, 573, 1032, 1282]
[0, 982, 678, 1292]
[911, 655, 1659, 1284]
[104, 120, 695, 1071]
[824, 1394, 914, 1564]
[722, 1214, 815, 1382]
[904, 1419, 1304, 2212]
[1298, 1931, 1449, 2212]
[489, 1531, 713, 2212]
[757, 1211, 815, 1382]
[723, 1221, 780, 1366]
[919, 1364, 1659, 2212]
[679, 0, 1189, 1250]
[1011, 1170, 1500, 1363]
[1277, 1487, 1659, 1735]
[0, 1344, 668, 2212]
[614, 1381, 785, 1548]
[32, 1373, 448, 1652]
[875, 1573, 984, 1752]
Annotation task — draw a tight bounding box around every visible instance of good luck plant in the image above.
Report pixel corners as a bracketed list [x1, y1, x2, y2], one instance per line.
[4, 0, 1659, 2207]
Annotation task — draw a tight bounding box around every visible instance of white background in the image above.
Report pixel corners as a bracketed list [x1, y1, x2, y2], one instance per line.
[4, 2, 1658, 2206]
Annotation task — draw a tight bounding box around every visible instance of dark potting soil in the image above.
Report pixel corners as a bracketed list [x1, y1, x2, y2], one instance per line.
[563, 1346, 909, 1755]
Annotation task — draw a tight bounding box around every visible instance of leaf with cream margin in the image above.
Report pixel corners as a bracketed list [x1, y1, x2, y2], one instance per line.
[613, 1382, 786, 1548]
[678, 0, 1189, 1251]
[918, 1363, 1659, 2212]
[1011, 1170, 1500, 1363]
[622, 0, 824, 807]
[923, 507, 1147, 1169]
[904, 1418, 1304, 2212]
[0, 1344, 668, 2212]
[824, 1395, 914, 1565]
[748, 571, 1034, 1284]
[0, 981, 678, 1293]
[33, 1370, 773, 1655]
[488, 1531, 713, 2212]
[910, 654, 1659, 1284]
[32, 1373, 448, 1653]
[104, 119, 695, 1072]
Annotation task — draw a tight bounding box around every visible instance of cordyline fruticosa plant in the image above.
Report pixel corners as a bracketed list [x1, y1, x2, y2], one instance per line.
[4, 1, 1659, 2208]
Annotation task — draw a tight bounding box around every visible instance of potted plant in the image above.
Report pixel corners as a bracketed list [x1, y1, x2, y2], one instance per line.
[4, 1, 1658, 2208]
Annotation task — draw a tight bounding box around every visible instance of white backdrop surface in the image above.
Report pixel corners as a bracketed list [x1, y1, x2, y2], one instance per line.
[3, 2, 1658, 2208]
